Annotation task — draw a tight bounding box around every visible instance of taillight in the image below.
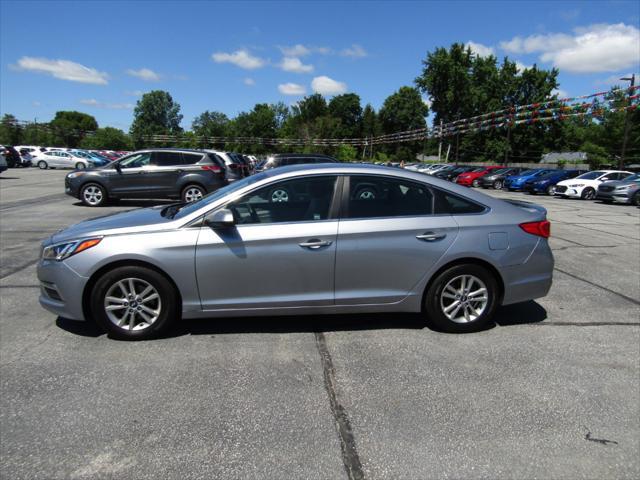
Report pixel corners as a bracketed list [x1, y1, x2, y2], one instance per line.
[519, 220, 550, 238]
[201, 165, 222, 173]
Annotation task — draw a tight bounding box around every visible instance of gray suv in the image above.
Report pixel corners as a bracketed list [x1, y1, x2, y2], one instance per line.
[65, 149, 227, 207]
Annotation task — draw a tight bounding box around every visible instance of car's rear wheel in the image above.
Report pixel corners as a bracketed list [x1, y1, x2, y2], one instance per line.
[546, 185, 555, 195]
[75, 162, 86, 170]
[424, 264, 498, 333]
[182, 184, 205, 203]
[581, 187, 596, 200]
[91, 266, 177, 340]
[81, 183, 107, 207]
[493, 180, 503, 189]
[632, 192, 640, 207]
[38, 160, 48, 170]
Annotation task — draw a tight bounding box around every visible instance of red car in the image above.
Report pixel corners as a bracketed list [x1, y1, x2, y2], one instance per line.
[455, 166, 503, 187]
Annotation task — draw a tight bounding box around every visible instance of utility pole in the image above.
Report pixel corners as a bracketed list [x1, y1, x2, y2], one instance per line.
[619, 74, 635, 170]
[437, 120, 443, 161]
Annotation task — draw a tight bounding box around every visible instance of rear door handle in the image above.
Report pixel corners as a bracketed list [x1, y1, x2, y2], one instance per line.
[416, 232, 446, 242]
[299, 239, 333, 249]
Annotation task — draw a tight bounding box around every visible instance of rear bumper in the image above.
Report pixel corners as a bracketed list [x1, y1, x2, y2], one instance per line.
[501, 239, 554, 306]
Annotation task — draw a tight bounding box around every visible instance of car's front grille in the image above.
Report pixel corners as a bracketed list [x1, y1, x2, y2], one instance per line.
[599, 186, 614, 192]
[555, 185, 568, 193]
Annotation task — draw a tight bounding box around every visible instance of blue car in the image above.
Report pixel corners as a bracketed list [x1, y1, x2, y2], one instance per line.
[503, 169, 556, 191]
[523, 169, 587, 195]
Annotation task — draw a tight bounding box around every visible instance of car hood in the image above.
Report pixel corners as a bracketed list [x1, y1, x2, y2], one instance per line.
[51, 206, 180, 243]
[556, 178, 598, 187]
[599, 179, 635, 188]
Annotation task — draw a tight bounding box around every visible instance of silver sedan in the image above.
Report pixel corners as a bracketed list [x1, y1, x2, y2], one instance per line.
[38, 164, 554, 339]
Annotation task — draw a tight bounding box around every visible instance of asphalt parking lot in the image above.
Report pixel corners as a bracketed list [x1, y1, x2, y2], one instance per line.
[1, 168, 639, 480]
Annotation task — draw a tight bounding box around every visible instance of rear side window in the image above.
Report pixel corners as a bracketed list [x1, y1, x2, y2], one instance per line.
[181, 153, 203, 165]
[346, 175, 433, 219]
[152, 152, 183, 167]
[434, 190, 485, 215]
[206, 153, 225, 168]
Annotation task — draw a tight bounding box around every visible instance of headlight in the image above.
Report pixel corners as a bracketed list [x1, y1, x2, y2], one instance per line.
[67, 172, 85, 179]
[42, 237, 102, 261]
[614, 185, 631, 191]
[568, 184, 584, 188]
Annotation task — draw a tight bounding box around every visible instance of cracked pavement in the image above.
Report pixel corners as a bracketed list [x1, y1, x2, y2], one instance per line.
[1, 169, 639, 479]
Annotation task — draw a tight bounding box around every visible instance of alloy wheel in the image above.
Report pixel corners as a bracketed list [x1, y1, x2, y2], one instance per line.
[439, 274, 488, 324]
[38, 161, 47, 170]
[184, 187, 204, 202]
[103, 278, 162, 332]
[75, 162, 86, 170]
[494, 180, 502, 189]
[472, 179, 479, 187]
[583, 188, 596, 200]
[82, 185, 104, 206]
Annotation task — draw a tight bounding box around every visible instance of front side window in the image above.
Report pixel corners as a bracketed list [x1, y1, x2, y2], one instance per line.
[227, 176, 337, 225]
[346, 175, 433, 219]
[119, 152, 152, 169]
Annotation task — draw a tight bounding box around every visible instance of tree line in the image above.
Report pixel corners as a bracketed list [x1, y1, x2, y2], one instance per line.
[1, 43, 637, 165]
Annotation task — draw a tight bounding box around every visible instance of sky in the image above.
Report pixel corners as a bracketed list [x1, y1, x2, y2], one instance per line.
[1, 0, 639, 131]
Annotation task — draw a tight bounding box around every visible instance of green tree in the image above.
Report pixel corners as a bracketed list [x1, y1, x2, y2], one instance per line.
[192, 111, 229, 148]
[336, 144, 357, 162]
[21, 122, 55, 146]
[378, 86, 428, 160]
[227, 103, 282, 154]
[130, 91, 183, 148]
[0, 114, 23, 145]
[328, 93, 363, 138]
[79, 127, 132, 150]
[49, 111, 98, 147]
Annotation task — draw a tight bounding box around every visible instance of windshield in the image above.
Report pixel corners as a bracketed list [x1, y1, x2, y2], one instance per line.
[493, 168, 511, 174]
[576, 171, 606, 180]
[471, 167, 486, 172]
[625, 173, 640, 182]
[173, 171, 271, 219]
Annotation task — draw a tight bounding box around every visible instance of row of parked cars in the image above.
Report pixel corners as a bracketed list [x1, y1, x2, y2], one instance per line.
[407, 163, 640, 206]
[0, 145, 131, 170]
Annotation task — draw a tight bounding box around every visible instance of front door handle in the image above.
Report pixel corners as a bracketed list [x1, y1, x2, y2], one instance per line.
[299, 239, 333, 249]
[416, 232, 446, 242]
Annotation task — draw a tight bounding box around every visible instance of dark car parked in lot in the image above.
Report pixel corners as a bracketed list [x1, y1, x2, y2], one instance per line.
[1, 146, 29, 168]
[204, 150, 250, 182]
[477, 167, 523, 190]
[523, 169, 586, 195]
[433, 166, 476, 182]
[65, 149, 227, 207]
[261, 153, 339, 170]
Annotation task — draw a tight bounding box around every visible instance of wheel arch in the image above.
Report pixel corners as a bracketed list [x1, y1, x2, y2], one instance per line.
[421, 257, 505, 311]
[82, 259, 183, 321]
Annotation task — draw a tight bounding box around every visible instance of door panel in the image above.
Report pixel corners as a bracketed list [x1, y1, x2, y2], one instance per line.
[335, 216, 458, 305]
[195, 221, 338, 310]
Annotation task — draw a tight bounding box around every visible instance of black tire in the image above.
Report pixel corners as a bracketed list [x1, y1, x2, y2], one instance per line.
[91, 266, 178, 340]
[546, 185, 555, 196]
[493, 180, 503, 190]
[38, 160, 48, 170]
[472, 179, 480, 188]
[75, 162, 86, 170]
[632, 192, 640, 207]
[181, 184, 206, 203]
[80, 183, 107, 207]
[581, 187, 596, 200]
[424, 264, 499, 333]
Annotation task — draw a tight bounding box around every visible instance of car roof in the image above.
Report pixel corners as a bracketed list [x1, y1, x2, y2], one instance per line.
[270, 153, 336, 158]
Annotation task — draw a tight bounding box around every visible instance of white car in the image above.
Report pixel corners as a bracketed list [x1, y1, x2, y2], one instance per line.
[554, 170, 633, 200]
[15, 145, 47, 160]
[36, 150, 91, 170]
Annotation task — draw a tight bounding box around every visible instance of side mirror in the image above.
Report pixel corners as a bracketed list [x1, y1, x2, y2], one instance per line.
[204, 209, 235, 228]
[600, 177, 609, 182]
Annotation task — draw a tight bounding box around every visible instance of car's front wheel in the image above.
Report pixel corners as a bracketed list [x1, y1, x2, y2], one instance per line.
[581, 187, 596, 200]
[472, 179, 480, 187]
[424, 264, 498, 333]
[38, 160, 48, 170]
[90, 266, 178, 340]
[80, 183, 107, 207]
[546, 185, 555, 195]
[75, 162, 86, 170]
[493, 180, 503, 189]
[632, 192, 640, 207]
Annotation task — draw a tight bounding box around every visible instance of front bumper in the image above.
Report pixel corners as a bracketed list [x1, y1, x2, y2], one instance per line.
[555, 188, 581, 198]
[64, 177, 81, 198]
[596, 191, 614, 201]
[455, 178, 473, 186]
[37, 258, 89, 320]
[612, 193, 633, 204]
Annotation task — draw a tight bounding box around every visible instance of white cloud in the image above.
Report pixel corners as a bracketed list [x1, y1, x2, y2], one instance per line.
[124, 90, 144, 97]
[212, 49, 266, 69]
[311, 76, 347, 95]
[13, 56, 108, 85]
[126, 68, 161, 81]
[550, 88, 569, 98]
[278, 83, 306, 95]
[279, 44, 311, 57]
[243, 77, 256, 86]
[422, 96, 432, 108]
[466, 41, 495, 58]
[500, 23, 640, 73]
[280, 57, 314, 73]
[81, 99, 134, 110]
[340, 44, 368, 58]
[515, 60, 533, 71]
